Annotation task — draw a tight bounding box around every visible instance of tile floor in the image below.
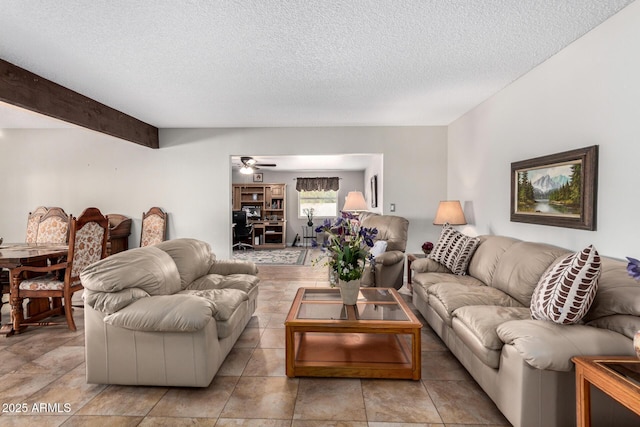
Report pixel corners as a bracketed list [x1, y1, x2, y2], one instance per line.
[0, 262, 510, 426]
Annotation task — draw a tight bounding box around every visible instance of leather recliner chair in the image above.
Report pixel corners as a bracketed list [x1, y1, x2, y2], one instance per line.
[359, 212, 409, 289]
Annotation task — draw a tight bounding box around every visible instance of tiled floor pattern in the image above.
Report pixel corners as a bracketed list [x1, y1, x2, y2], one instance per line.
[0, 263, 510, 426]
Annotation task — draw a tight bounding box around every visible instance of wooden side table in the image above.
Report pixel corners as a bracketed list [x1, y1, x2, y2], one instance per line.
[572, 356, 640, 427]
[406, 253, 426, 291]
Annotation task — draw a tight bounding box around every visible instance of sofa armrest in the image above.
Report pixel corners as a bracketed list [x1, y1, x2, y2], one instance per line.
[497, 319, 634, 372]
[410, 257, 452, 274]
[373, 250, 404, 266]
[209, 260, 258, 276]
[103, 294, 214, 332]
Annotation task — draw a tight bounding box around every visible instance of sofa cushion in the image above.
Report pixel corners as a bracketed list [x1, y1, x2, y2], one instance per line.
[179, 288, 248, 322]
[587, 315, 640, 340]
[214, 299, 249, 339]
[81, 246, 181, 295]
[530, 245, 601, 325]
[103, 294, 214, 332]
[427, 282, 523, 325]
[413, 271, 485, 289]
[155, 238, 214, 289]
[584, 257, 640, 321]
[497, 319, 635, 371]
[428, 223, 480, 275]
[467, 235, 520, 285]
[84, 288, 150, 314]
[491, 241, 570, 307]
[452, 306, 531, 368]
[188, 274, 260, 294]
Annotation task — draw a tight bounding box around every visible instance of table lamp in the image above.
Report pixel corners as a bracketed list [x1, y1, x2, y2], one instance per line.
[433, 200, 467, 225]
[342, 191, 368, 212]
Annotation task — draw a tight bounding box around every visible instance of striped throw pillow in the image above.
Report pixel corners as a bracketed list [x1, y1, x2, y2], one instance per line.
[530, 245, 601, 325]
[427, 223, 480, 275]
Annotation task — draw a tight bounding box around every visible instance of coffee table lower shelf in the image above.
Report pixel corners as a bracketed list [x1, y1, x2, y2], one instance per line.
[287, 331, 419, 380]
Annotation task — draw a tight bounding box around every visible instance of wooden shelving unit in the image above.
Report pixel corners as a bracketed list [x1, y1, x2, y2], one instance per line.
[232, 183, 286, 249]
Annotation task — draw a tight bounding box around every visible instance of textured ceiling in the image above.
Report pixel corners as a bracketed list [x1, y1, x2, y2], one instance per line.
[0, 0, 634, 128]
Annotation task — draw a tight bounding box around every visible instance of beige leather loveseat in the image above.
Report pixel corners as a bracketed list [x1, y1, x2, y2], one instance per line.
[411, 234, 639, 427]
[81, 238, 259, 387]
[359, 212, 409, 289]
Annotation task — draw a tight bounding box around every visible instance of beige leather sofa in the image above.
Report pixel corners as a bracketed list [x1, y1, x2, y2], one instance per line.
[411, 235, 640, 427]
[80, 238, 259, 387]
[359, 212, 409, 289]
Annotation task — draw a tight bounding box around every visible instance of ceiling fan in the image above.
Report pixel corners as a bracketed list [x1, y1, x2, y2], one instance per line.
[239, 156, 277, 174]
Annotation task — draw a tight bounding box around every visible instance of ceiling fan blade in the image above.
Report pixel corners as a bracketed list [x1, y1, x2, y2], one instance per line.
[255, 163, 276, 167]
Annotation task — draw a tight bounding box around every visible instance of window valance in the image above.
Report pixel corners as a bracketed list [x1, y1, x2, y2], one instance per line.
[296, 177, 340, 192]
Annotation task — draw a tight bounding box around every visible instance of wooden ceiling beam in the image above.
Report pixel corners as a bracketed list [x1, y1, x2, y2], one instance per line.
[0, 59, 158, 149]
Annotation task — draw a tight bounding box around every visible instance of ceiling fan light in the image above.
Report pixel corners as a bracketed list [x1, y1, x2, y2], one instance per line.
[240, 165, 253, 174]
[245, 158, 257, 166]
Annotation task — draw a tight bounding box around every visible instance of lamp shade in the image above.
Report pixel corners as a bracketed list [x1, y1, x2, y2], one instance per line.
[433, 200, 467, 225]
[343, 191, 368, 212]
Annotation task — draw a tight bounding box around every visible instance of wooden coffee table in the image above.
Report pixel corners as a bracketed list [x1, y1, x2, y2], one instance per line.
[285, 287, 422, 380]
[572, 356, 640, 427]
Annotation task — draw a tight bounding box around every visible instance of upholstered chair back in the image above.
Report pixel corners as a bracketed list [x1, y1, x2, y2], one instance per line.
[36, 207, 70, 244]
[26, 206, 48, 243]
[359, 213, 409, 252]
[140, 207, 168, 247]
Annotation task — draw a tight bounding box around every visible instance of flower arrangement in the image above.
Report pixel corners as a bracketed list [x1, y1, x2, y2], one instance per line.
[312, 212, 378, 283]
[627, 257, 640, 280]
[303, 208, 314, 226]
[422, 241, 434, 255]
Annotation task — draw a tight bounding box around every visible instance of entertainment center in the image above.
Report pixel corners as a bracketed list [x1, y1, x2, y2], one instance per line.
[232, 183, 287, 249]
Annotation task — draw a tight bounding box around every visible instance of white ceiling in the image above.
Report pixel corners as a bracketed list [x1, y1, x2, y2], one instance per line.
[0, 0, 634, 130]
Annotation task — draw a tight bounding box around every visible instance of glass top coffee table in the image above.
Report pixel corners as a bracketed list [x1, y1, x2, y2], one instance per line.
[285, 287, 422, 380]
[572, 356, 640, 426]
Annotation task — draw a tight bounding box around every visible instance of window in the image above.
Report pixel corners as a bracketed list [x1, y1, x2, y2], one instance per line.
[298, 190, 338, 218]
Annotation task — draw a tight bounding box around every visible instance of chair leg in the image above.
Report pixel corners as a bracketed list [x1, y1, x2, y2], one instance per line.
[63, 292, 76, 331]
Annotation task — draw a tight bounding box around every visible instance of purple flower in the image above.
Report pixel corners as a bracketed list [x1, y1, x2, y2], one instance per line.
[626, 257, 640, 280]
[310, 211, 378, 282]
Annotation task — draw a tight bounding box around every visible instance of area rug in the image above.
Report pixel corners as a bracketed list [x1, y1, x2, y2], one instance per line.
[232, 249, 307, 265]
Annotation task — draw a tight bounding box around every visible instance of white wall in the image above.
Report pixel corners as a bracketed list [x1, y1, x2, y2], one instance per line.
[0, 126, 447, 258]
[448, 1, 640, 259]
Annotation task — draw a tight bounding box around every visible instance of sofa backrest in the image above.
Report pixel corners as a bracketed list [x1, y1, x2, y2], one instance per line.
[81, 245, 181, 296]
[154, 238, 215, 289]
[467, 235, 520, 285]
[359, 213, 409, 252]
[491, 241, 570, 306]
[585, 257, 640, 321]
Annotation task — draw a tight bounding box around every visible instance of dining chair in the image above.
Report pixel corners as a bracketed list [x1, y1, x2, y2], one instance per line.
[36, 207, 70, 244]
[2, 206, 50, 308]
[140, 207, 168, 247]
[10, 207, 109, 332]
[106, 214, 132, 255]
[25, 206, 49, 243]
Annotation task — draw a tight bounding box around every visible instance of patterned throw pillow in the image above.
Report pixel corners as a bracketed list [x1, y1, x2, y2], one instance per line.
[530, 245, 601, 325]
[427, 223, 480, 275]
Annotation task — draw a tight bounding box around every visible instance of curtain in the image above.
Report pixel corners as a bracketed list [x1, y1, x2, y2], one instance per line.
[296, 177, 340, 192]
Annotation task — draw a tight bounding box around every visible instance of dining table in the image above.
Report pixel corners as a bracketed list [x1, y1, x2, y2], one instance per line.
[0, 242, 69, 336]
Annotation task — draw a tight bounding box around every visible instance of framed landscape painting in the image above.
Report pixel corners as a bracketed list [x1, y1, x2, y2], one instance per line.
[510, 145, 598, 230]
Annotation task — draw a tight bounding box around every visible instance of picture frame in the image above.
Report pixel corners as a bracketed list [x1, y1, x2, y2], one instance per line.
[253, 172, 263, 183]
[510, 145, 598, 230]
[370, 174, 378, 208]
